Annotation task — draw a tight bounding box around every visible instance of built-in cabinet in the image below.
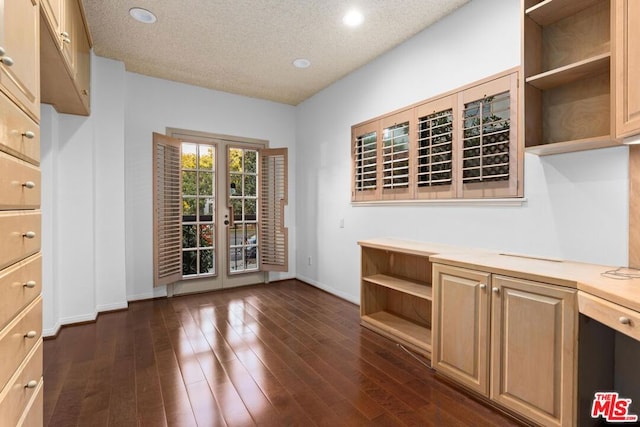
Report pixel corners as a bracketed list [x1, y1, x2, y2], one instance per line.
[433, 264, 577, 427]
[0, 0, 41, 122]
[523, 0, 640, 154]
[40, 0, 91, 115]
[614, 0, 640, 138]
[359, 240, 434, 357]
[0, 0, 44, 425]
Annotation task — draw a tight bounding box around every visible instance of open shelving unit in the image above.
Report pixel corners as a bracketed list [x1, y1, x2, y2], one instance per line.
[522, 0, 620, 155]
[359, 241, 434, 357]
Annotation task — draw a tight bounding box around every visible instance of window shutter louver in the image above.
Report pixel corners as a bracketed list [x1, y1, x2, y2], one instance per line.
[153, 132, 183, 286]
[259, 148, 288, 272]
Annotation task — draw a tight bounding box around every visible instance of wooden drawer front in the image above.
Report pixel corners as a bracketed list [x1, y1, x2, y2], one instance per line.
[0, 94, 39, 165]
[0, 296, 41, 392]
[0, 211, 40, 270]
[0, 341, 42, 427]
[17, 377, 43, 427]
[0, 254, 41, 331]
[578, 292, 640, 341]
[0, 151, 40, 210]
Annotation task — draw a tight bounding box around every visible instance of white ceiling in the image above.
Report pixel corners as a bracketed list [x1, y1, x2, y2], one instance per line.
[81, 0, 470, 105]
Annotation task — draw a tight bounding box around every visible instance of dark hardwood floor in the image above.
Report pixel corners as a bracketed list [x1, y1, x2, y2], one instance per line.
[43, 280, 520, 426]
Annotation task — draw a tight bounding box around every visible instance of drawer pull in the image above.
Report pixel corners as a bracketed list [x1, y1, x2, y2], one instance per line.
[0, 46, 5, 56]
[24, 330, 37, 339]
[23, 231, 36, 239]
[619, 317, 632, 325]
[25, 380, 38, 389]
[0, 56, 14, 67]
[23, 280, 37, 288]
[22, 131, 36, 139]
[22, 181, 36, 189]
[479, 284, 486, 290]
[61, 32, 71, 44]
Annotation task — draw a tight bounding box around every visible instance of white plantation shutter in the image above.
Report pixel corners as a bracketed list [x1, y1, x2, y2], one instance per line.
[153, 133, 183, 286]
[259, 148, 288, 272]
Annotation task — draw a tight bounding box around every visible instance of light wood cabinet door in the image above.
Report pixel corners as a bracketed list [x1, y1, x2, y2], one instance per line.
[0, 0, 40, 122]
[41, 0, 63, 49]
[490, 275, 577, 427]
[615, 0, 640, 138]
[432, 264, 490, 395]
[73, 2, 90, 112]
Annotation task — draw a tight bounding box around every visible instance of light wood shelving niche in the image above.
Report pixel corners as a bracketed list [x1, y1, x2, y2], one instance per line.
[523, 0, 620, 155]
[359, 240, 435, 357]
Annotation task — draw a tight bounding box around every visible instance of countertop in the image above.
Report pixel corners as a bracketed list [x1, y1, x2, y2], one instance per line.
[358, 238, 640, 313]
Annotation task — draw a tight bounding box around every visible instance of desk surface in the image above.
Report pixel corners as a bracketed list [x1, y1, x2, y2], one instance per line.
[359, 238, 640, 313]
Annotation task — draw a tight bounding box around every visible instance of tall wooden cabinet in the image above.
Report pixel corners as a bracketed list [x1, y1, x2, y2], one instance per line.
[0, 0, 44, 426]
[433, 264, 577, 427]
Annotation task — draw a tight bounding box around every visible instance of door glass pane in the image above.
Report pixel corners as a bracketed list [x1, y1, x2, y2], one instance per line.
[183, 225, 197, 248]
[198, 197, 214, 221]
[199, 172, 214, 196]
[244, 175, 256, 197]
[183, 197, 196, 221]
[181, 142, 216, 278]
[182, 171, 197, 196]
[228, 147, 259, 274]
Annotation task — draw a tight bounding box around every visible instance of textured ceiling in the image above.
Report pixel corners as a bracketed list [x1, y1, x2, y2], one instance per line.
[82, 0, 469, 105]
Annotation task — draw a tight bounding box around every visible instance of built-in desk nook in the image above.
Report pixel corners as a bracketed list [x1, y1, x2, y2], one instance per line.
[359, 238, 640, 427]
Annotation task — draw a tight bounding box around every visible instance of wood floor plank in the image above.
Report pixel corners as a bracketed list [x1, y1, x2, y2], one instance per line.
[43, 280, 521, 427]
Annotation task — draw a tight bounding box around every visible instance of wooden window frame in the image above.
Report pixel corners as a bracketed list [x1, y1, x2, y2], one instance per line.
[350, 68, 523, 203]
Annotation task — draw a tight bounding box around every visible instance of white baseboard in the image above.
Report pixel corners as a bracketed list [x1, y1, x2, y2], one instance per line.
[96, 301, 128, 312]
[43, 321, 62, 338]
[127, 289, 166, 302]
[295, 274, 360, 305]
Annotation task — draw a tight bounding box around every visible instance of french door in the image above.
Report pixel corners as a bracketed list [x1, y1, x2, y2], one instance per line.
[153, 129, 286, 295]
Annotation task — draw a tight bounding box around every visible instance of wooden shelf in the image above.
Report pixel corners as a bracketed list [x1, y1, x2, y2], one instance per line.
[361, 311, 431, 352]
[363, 274, 432, 300]
[526, 53, 610, 91]
[525, 0, 601, 26]
[525, 134, 618, 156]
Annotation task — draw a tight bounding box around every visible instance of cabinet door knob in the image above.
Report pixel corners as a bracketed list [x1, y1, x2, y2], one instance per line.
[22, 181, 36, 189]
[492, 287, 500, 294]
[0, 56, 14, 66]
[25, 380, 38, 389]
[22, 131, 36, 139]
[619, 317, 631, 325]
[24, 330, 37, 339]
[0, 46, 5, 56]
[479, 284, 486, 290]
[23, 231, 36, 239]
[23, 280, 37, 288]
[61, 32, 71, 43]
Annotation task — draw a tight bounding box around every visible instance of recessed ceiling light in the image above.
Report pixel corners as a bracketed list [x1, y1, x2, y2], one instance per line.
[293, 58, 311, 69]
[343, 9, 364, 27]
[129, 7, 157, 24]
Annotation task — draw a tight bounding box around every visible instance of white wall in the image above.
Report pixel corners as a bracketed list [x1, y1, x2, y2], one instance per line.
[294, 0, 629, 303]
[41, 55, 297, 334]
[41, 55, 129, 335]
[124, 73, 297, 301]
[41, 0, 628, 334]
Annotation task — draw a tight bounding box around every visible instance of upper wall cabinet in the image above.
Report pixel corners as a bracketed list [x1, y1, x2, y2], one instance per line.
[614, 0, 640, 139]
[523, 0, 640, 154]
[0, 0, 40, 122]
[40, 0, 91, 115]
